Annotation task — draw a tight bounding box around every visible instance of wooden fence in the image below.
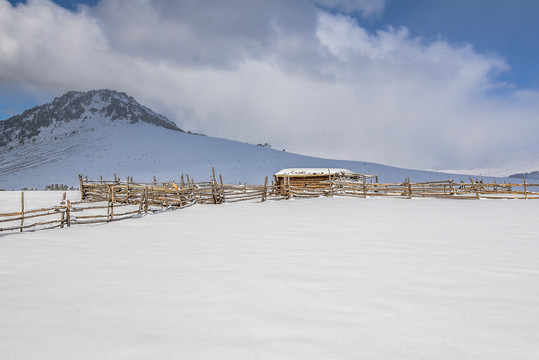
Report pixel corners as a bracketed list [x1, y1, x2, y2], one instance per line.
[2, 172, 538, 234]
[79, 172, 271, 205]
[278, 177, 539, 200]
[0, 171, 273, 234]
[0, 192, 149, 233]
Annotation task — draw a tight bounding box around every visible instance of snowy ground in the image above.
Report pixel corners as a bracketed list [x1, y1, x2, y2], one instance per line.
[0, 191, 80, 211]
[1, 196, 539, 359]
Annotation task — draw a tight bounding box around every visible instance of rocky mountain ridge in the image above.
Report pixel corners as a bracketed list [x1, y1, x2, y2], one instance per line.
[0, 89, 183, 148]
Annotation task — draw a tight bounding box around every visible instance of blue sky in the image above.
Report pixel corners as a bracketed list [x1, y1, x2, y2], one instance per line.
[8, 0, 97, 11]
[1, 0, 539, 170]
[365, 0, 539, 90]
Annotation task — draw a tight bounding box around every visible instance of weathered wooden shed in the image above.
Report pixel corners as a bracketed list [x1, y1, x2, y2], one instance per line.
[273, 168, 378, 195]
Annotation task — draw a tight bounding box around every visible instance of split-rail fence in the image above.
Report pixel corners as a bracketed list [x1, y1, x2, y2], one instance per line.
[1, 170, 538, 234]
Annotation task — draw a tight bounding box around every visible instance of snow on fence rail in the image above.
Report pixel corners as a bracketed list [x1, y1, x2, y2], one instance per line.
[2, 171, 538, 234]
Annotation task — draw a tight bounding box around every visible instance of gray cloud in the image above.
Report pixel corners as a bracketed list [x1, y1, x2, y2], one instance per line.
[1, 0, 538, 171]
[87, 0, 319, 68]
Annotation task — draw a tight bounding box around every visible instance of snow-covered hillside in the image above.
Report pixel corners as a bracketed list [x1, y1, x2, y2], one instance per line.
[0, 90, 514, 189]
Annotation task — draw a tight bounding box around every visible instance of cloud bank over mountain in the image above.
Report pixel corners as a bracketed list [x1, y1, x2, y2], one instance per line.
[1, 0, 538, 170]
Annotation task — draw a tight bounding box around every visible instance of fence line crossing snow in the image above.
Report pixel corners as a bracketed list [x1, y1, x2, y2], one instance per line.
[1, 172, 538, 234]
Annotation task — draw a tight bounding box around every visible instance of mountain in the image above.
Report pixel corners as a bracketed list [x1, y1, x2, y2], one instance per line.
[0, 90, 512, 190]
[0, 89, 181, 149]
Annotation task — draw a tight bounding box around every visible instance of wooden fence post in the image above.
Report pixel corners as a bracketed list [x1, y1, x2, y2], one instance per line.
[469, 177, 480, 199]
[402, 179, 406, 198]
[110, 199, 114, 222]
[20, 192, 24, 232]
[262, 176, 268, 201]
[407, 178, 412, 199]
[190, 179, 197, 204]
[60, 192, 66, 228]
[219, 174, 225, 204]
[449, 180, 455, 196]
[79, 174, 84, 201]
[329, 179, 334, 197]
[66, 200, 71, 227]
[363, 177, 367, 198]
[60, 207, 65, 228]
[523, 179, 528, 199]
[106, 188, 111, 221]
[173, 181, 183, 208]
[178, 189, 184, 208]
[107, 187, 114, 222]
[211, 171, 218, 205]
[144, 186, 149, 213]
[126, 176, 130, 204]
[286, 177, 292, 199]
[211, 167, 218, 204]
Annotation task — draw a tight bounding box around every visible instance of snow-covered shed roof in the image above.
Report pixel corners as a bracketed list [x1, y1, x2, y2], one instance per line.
[274, 168, 355, 177]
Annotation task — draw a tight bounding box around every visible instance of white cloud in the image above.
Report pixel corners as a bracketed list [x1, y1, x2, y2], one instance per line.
[0, 0, 538, 170]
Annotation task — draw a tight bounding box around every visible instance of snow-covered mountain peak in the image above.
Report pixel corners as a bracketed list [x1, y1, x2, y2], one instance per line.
[0, 89, 182, 148]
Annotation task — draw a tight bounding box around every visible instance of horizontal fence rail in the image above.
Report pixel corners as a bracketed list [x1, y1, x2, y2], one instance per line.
[275, 178, 539, 200]
[2, 170, 538, 235]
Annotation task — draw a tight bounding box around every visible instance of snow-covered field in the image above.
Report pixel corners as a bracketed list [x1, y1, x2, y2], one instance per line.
[1, 195, 539, 359]
[0, 190, 80, 211]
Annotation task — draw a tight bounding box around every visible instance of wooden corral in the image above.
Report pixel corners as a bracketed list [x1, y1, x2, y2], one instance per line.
[2, 170, 539, 235]
[273, 168, 378, 196]
[79, 173, 270, 206]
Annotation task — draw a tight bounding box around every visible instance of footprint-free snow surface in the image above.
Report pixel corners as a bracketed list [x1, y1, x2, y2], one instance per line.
[1, 196, 538, 359]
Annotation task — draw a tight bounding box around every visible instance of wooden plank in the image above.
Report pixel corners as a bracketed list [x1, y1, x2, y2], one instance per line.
[0, 211, 60, 223]
[72, 219, 109, 225]
[73, 214, 109, 219]
[2, 219, 63, 232]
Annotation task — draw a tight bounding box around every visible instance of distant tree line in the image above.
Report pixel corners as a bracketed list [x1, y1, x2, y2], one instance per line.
[44, 184, 78, 191]
[509, 171, 539, 180]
